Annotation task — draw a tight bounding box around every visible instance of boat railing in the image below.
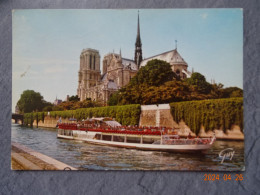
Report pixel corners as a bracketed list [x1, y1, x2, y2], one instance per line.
[153, 137, 214, 145]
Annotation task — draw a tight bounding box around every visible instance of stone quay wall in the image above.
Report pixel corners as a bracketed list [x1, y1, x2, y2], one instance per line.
[33, 115, 72, 128]
[32, 104, 244, 140]
[11, 142, 77, 170]
[139, 104, 244, 141]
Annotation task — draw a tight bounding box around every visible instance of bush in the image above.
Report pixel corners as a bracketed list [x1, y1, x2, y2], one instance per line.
[74, 104, 141, 125]
[24, 104, 141, 126]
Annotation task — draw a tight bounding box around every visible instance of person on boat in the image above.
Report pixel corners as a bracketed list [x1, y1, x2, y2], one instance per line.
[56, 117, 62, 127]
[77, 122, 80, 129]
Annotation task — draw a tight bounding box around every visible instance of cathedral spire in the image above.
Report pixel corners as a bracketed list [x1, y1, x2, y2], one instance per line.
[137, 11, 140, 42]
[135, 10, 143, 69]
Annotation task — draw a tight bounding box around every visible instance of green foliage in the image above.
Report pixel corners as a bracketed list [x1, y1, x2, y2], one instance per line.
[108, 92, 120, 106]
[54, 99, 102, 111]
[42, 100, 53, 109]
[220, 87, 243, 98]
[23, 104, 141, 126]
[24, 113, 33, 126]
[52, 105, 64, 111]
[24, 112, 45, 126]
[43, 106, 53, 112]
[170, 98, 243, 135]
[73, 100, 102, 109]
[110, 67, 243, 105]
[49, 110, 76, 119]
[186, 72, 212, 94]
[129, 59, 175, 87]
[68, 95, 80, 102]
[114, 79, 217, 105]
[74, 104, 141, 125]
[109, 59, 179, 105]
[17, 90, 45, 113]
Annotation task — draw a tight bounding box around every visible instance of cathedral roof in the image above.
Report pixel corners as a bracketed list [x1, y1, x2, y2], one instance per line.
[122, 58, 138, 70]
[107, 81, 118, 89]
[139, 49, 188, 67]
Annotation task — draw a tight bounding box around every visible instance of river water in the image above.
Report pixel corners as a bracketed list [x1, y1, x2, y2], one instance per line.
[11, 124, 245, 171]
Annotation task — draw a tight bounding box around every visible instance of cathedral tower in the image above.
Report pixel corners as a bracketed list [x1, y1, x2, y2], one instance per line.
[77, 48, 101, 101]
[134, 11, 143, 69]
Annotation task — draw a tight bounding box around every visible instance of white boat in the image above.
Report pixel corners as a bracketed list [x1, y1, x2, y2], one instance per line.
[57, 118, 216, 153]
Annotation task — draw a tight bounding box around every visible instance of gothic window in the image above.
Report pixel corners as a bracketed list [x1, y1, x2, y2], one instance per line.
[89, 55, 92, 69]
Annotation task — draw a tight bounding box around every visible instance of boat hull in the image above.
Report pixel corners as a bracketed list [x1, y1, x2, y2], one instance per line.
[57, 134, 212, 153]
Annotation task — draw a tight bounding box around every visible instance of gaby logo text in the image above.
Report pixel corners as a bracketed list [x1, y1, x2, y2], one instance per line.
[219, 148, 235, 164]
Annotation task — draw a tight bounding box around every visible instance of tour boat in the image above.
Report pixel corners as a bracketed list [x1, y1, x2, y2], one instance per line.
[57, 117, 216, 153]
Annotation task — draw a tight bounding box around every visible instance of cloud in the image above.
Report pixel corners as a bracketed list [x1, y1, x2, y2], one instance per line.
[201, 13, 208, 19]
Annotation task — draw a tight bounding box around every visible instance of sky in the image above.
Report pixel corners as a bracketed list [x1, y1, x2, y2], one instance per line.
[12, 9, 243, 112]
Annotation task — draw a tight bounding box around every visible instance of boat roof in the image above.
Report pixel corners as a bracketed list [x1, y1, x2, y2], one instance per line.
[104, 120, 121, 127]
[90, 117, 121, 127]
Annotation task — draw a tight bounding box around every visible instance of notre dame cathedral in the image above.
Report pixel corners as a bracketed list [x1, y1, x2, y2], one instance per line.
[77, 12, 191, 104]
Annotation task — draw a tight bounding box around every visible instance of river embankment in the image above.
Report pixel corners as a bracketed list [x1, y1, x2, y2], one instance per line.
[11, 142, 77, 170]
[22, 100, 244, 141]
[32, 114, 244, 141]
[11, 124, 245, 171]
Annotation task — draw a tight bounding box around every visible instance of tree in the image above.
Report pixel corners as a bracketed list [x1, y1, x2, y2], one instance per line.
[52, 105, 64, 111]
[230, 90, 243, 97]
[108, 59, 177, 105]
[209, 83, 224, 98]
[186, 72, 212, 94]
[107, 63, 242, 105]
[108, 92, 120, 106]
[16, 90, 45, 113]
[42, 100, 53, 111]
[42, 106, 53, 112]
[220, 87, 243, 98]
[129, 59, 175, 87]
[68, 95, 80, 102]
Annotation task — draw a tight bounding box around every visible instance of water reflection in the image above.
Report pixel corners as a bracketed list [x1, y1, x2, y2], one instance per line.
[11, 124, 245, 171]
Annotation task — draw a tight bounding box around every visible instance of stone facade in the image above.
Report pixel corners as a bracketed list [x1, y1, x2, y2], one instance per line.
[77, 13, 192, 104]
[140, 49, 191, 79]
[77, 48, 101, 101]
[77, 49, 138, 104]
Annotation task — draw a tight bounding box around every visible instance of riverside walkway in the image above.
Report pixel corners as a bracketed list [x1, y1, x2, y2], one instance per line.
[11, 142, 77, 170]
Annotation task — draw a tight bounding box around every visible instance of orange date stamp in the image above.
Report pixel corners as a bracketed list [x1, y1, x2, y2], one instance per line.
[204, 174, 243, 181]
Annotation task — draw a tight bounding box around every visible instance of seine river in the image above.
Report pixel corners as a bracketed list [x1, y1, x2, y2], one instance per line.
[11, 124, 245, 171]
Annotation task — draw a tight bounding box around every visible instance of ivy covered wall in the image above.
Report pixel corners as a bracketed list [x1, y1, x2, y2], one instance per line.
[170, 98, 243, 135]
[24, 104, 141, 126]
[24, 98, 243, 135]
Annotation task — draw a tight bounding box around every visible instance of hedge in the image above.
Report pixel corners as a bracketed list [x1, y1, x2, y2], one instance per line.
[23, 104, 141, 126]
[170, 98, 243, 135]
[24, 112, 45, 126]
